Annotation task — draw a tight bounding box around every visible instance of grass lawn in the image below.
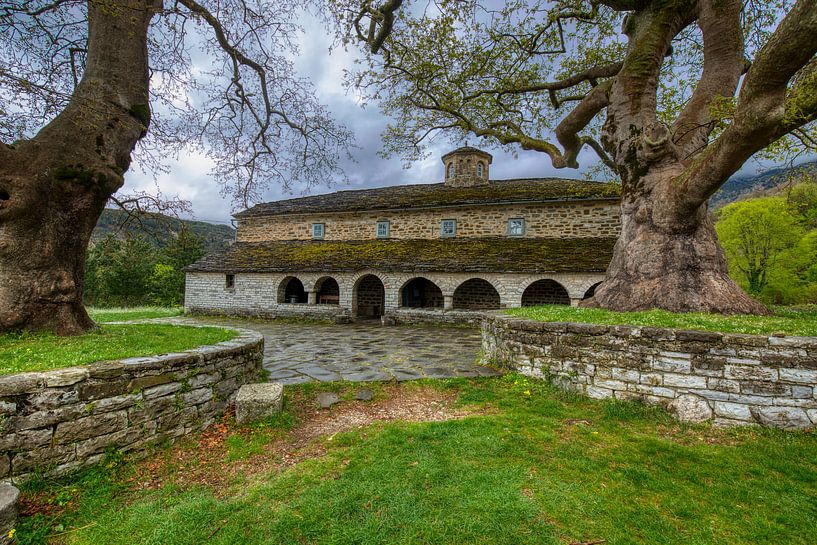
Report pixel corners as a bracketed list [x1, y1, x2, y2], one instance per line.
[0, 324, 236, 376]
[14, 377, 817, 545]
[507, 304, 817, 336]
[87, 307, 184, 323]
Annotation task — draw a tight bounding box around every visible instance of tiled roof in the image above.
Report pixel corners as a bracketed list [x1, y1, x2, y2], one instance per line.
[185, 237, 616, 274]
[235, 178, 621, 218]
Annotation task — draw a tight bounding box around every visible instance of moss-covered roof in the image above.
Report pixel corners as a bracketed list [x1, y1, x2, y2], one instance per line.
[235, 178, 621, 218]
[185, 237, 616, 274]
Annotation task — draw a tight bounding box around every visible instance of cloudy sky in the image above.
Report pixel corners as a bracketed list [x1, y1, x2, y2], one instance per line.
[123, 10, 788, 227]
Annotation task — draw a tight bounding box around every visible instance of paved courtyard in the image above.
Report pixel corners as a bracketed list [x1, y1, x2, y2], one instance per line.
[190, 317, 500, 384]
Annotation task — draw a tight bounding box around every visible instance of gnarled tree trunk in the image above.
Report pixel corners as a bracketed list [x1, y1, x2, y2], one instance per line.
[0, 0, 158, 335]
[584, 173, 769, 314]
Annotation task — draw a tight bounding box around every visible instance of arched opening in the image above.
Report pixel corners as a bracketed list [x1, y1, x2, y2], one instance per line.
[400, 277, 444, 309]
[477, 162, 484, 178]
[316, 276, 340, 305]
[521, 279, 570, 306]
[583, 282, 602, 300]
[353, 274, 385, 318]
[447, 163, 455, 179]
[453, 278, 500, 310]
[278, 276, 307, 304]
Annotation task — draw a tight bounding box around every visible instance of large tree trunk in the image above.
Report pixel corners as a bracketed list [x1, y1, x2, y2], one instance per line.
[584, 172, 769, 315]
[0, 0, 157, 335]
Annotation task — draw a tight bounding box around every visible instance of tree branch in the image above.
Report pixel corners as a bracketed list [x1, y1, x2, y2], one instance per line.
[555, 79, 613, 168]
[679, 0, 817, 212]
[672, 0, 744, 159]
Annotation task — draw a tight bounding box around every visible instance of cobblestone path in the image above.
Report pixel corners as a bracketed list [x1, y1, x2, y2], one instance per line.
[187, 317, 500, 384]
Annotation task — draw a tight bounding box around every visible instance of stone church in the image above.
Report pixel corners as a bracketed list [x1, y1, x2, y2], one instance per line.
[184, 147, 621, 321]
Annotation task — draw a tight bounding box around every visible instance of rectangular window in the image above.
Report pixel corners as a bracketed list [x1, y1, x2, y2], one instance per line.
[312, 223, 325, 239]
[440, 219, 457, 237]
[225, 274, 235, 289]
[508, 218, 525, 237]
[376, 220, 390, 238]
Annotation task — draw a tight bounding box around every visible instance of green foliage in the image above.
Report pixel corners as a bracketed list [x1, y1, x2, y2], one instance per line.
[715, 175, 817, 304]
[507, 304, 817, 336]
[0, 324, 236, 375]
[13, 378, 817, 545]
[85, 228, 205, 308]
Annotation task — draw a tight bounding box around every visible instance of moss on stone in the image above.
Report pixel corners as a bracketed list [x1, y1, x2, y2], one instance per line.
[185, 237, 617, 274]
[236, 179, 621, 218]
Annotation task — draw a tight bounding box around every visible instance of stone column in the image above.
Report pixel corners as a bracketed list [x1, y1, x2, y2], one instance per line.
[570, 298, 582, 307]
[443, 294, 454, 310]
[307, 291, 317, 305]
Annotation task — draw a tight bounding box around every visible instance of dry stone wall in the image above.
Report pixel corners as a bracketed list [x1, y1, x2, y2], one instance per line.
[0, 329, 264, 481]
[481, 315, 817, 430]
[237, 201, 620, 242]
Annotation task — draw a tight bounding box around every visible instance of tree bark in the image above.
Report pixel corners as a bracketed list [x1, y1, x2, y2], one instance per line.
[0, 0, 157, 335]
[583, 172, 769, 315]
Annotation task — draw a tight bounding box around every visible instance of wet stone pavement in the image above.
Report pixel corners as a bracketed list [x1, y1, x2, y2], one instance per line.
[187, 317, 501, 384]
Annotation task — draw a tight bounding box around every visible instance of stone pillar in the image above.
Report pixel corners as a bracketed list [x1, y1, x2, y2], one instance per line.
[570, 298, 582, 307]
[444, 294, 454, 310]
[307, 291, 317, 305]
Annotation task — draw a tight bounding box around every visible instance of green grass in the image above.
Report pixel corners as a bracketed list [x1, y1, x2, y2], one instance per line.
[0, 324, 236, 375]
[14, 377, 817, 545]
[88, 307, 184, 323]
[507, 304, 817, 336]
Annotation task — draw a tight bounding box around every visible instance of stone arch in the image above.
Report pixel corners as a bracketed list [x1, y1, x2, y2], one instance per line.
[521, 279, 570, 306]
[278, 276, 307, 304]
[315, 276, 340, 305]
[352, 274, 386, 317]
[477, 161, 484, 178]
[453, 278, 501, 310]
[583, 281, 602, 300]
[400, 277, 444, 309]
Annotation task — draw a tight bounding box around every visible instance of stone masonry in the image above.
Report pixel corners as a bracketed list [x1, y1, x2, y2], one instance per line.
[237, 201, 620, 243]
[0, 329, 263, 481]
[481, 315, 817, 429]
[185, 271, 605, 318]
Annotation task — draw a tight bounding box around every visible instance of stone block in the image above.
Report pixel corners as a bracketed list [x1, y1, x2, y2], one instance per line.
[668, 394, 713, 423]
[54, 411, 128, 443]
[750, 406, 812, 430]
[653, 355, 692, 373]
[43, 368, 89, 388]
[0, 484, 19, 545]
[713, 401, 752, 421]
[779, 368, 817, 384]
[235, 383, 284, 424]
[724, 365, 778, 382]
[662, 373, 708, 389]
[585, 386, 613, 399]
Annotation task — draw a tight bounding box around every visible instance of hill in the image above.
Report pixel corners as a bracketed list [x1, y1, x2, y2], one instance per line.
[710, 159, 817, 209]
[92, 208, 235, 253]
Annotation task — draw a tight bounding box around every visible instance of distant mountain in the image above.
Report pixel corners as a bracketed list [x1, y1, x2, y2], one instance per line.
[710, 159, 817, 209]
[92, 208, 235, 253]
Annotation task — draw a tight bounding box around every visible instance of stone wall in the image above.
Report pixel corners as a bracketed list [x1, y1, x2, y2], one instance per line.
[481, 315, 817, 429]
[236, 201, 620, 243]
[186, 271, 604, 319]
[0, 329, 264, 481]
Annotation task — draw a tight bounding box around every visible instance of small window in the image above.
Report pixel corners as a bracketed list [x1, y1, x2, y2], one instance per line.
[440, 219, 457, 237]
[508, 218, 525, 237]
[477, 162, 484, 178]
[312, 223, 325, 239]
[225, 274, 235, 289]
[447, 163, 455, 179]
[376, 220, 390, 238]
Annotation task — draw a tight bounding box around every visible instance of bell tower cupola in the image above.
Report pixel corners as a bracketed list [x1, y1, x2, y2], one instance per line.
[442, 146, 492, 187]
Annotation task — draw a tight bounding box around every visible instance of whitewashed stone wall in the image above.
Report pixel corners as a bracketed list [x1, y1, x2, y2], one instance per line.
[0, 329, 263, 481]
[185, 271, 605, 318]
[481, 315, 817, 430]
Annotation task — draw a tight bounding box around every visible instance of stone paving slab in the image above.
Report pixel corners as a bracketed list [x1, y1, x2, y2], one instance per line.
[180, 317, 500, 384]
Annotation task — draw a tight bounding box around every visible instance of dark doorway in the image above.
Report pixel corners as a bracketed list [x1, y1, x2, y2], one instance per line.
[354, 275, 385, 317]
[521, 279, 570, 306]
[453, 279, 501, 310]
[401, 277, 444, 308]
